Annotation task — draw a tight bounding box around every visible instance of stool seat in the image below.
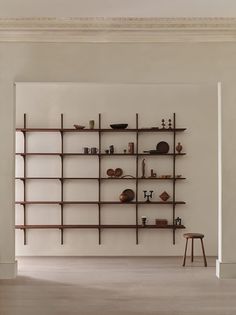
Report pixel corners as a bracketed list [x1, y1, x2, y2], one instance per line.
[183, 233, 204, 239]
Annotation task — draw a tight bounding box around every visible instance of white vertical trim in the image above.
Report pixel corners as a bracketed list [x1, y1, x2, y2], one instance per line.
[217, 82, 222, 266]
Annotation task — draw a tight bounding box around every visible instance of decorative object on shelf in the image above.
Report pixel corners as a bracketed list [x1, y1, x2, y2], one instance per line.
[105, 149, 109, 154]
[110, 123, 128, 129]
[128, 142, 135, 154]
[174, 217, 182, 226]
[176, 142, 183, 154]
[159, 191, 170, 202]
[83, 147, 89, 154]
[107, 168, 115, 177]
[119, 192, 130, 203]
[161, 119, 166, 129]
[119, 189, 135, 203]
[176, 174, 182, 178]
[123, 189, 135, 201]
[168, 119, 172, 129]
[165, 175, 172, 178]
[91, 147, 98, 154]
[149, 169, 157, 178]
[109, 145, 114, 154]
[143, 190, 153, 203]
[106, 168, 123, 178]
[89, 120, 95, 129]
[124, 149, 127, 154]
[141, 159, 146, 178]
[74, 124, 85, 130]
[155, 219, 168, 227]
[156, 141, 170, 154]
[144, 150, 159, 154]
[141, 216, 147, 227]
[151, 127, 159, 130]
[121, 175, 135, 179]
[114, 168, 123, 177]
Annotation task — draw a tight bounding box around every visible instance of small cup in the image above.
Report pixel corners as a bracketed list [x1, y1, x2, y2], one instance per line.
[83, 147, 89, 154]
[105, 149, 109, 154]
[91, 147, 98, 154]
[109, 145, 114, 154]
[89, 120, 95, 129]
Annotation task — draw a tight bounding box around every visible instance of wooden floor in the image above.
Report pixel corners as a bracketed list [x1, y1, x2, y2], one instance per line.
[0, 256, 235, 315]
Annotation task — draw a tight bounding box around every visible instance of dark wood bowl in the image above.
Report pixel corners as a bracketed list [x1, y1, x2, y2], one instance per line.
[110, 124, 128, 129]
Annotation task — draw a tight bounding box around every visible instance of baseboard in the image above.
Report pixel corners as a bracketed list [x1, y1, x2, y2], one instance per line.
[0, 261, 17, 279]
[216, 259, 236, 279]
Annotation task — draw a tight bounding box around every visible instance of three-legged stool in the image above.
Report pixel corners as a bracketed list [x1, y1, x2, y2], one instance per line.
[182, 233, 207, 267]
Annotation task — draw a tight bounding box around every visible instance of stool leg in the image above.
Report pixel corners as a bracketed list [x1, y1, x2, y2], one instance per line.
[182, 238, 188, 267]
[200, 238, 207, 267]
[191, 238, 194, 262]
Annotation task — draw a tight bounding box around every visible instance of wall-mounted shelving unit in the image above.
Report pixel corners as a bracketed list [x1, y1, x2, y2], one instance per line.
[15, 113, 186, 245]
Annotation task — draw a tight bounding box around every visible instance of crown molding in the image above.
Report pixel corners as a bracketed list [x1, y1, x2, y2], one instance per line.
[1, 17, 236, 42]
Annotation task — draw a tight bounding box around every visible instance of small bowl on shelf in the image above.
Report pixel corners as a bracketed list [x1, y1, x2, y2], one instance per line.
[110, 124, 128, 129]
[74, 124, 85, 130]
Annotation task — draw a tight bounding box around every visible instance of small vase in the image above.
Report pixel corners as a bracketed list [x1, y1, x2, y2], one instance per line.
[89, 120, 95, 129]
[176, 142, 183, 154]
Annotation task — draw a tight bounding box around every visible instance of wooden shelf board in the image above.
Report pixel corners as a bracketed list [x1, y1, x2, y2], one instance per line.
[16, 128, 186, 133]
[15, 201, 185, 205]
[15, 177, 186, 180]
[16, 153, 186, 157]
[15, 177, 99, 180]
[15, 224, 185, 229]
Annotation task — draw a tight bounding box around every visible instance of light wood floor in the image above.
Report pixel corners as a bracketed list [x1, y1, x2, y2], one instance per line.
[0, 256, 235, 315]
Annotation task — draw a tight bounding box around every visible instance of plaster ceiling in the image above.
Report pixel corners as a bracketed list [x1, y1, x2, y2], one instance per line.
[1, 0, 236, 18]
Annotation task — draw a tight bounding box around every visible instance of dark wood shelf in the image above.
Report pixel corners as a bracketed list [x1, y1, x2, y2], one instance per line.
[15, 177, 186, 180]
[16, 127, 186, 133]
[15, 224, 185, 229]
[15, 177, 99, 180]
[16, 152, 186, 156]
[15, 201, 99, 205]
[15, 112, 186, 245]
[16, 201, 186, 205]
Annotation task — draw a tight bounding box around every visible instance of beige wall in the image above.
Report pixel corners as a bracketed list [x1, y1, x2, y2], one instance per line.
[1, 0, 236, 17]
[0, 42, 236, 271]
[15, 82, 217, 256]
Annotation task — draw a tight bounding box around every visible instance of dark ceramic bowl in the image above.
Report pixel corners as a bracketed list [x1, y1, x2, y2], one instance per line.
[110, 124, 128, 129]
[122, 189, 135, 202]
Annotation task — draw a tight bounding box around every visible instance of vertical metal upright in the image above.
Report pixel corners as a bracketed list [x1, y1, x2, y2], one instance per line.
[60, 114, 64, 244]
[98, 113, 102, 244]
[172, 113, 176, 244]
[135, 113, 139, 244]
[23, 113, 27, 245]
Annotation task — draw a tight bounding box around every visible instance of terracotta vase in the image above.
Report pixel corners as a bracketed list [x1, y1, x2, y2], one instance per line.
[176, 142, 183, 154]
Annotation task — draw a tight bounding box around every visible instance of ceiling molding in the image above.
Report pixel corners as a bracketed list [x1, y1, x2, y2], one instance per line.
[1, 17, 236, 42]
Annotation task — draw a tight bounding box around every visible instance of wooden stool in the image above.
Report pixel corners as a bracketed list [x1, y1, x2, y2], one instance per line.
[182, 233, 207, 267]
